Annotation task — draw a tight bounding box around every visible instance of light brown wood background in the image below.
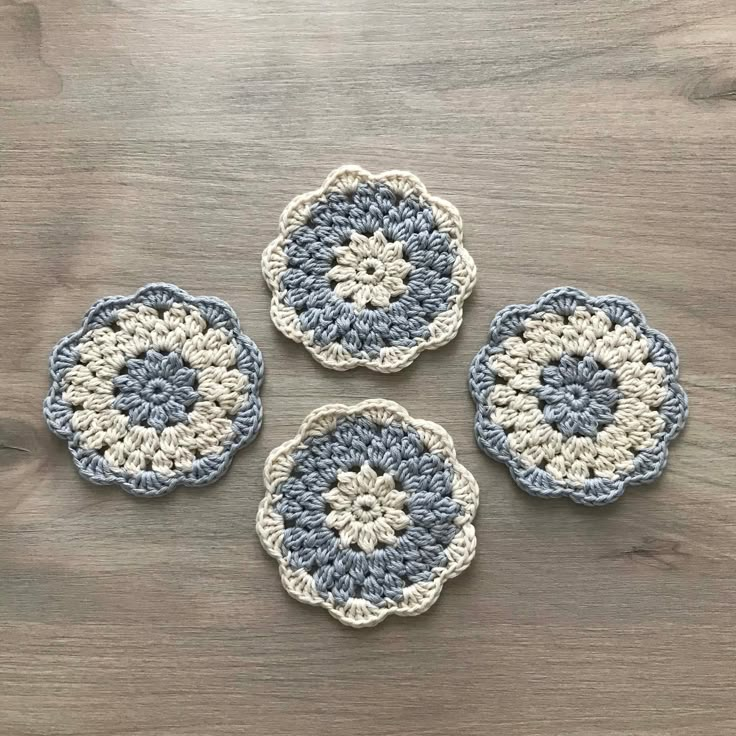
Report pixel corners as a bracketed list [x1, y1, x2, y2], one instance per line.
[1, 1, 735, 734]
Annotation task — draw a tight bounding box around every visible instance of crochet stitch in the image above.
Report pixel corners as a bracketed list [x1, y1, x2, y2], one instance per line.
[262, 165, 476, 372]
[257, 400, 478, 627]
[44, 283, 264, 497]
[469, 287, 688, 506]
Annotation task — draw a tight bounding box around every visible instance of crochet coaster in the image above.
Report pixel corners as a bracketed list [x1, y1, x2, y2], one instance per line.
[257, 400, 478, 627]
[469, 288, 688, 506]
[262, 165, 476, 372]
[44, 283, 264, 497]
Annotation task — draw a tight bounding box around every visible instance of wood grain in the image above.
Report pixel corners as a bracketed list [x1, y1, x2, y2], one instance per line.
[1, 1, 735, 734]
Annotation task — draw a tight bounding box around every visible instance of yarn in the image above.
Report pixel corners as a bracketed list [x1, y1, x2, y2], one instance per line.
[256, 400, 478, 627]
[469, 287, 688, 506]
[43, 283, 264, 497]
[262, 165, 476, 372]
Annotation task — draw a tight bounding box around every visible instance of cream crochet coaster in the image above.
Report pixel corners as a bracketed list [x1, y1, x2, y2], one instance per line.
[469, 287, 688, 506]
[257, 400, 478, 627]
[262, 165, 476, 372]
[44, 283, 264, 497]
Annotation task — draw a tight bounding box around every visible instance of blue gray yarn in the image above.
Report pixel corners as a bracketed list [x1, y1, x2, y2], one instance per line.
[43, 283, 264, 498]
[468, 287, 688, 506]
[281, 182, 457, 358]
[276, 417, 460, 607]
[535, 354, 619, 437]
[113, 350, 198, 431]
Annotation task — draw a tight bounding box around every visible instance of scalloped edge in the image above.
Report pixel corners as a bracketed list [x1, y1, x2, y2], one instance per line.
[262, 166, 477, 373]
[469, 287, 688, 506]
[42, 282, 265, 498]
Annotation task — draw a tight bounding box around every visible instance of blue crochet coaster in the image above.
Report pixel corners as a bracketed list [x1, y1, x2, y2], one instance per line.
[257, 400, 478, 627]
[44, 283, 264, 497]
[263, 165, 476, 372]
[469, 288, 687, 506]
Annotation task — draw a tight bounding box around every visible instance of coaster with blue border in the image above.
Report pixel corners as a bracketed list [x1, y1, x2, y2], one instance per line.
[469, 287, 687, 506]
[44, 283, 264, 497]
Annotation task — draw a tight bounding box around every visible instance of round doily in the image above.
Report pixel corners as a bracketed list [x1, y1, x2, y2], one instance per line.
[44, 283, 264, 497]
[469, 287, 688, 506]
[262, 165, 476, 372]
[257, 400, 478, 627]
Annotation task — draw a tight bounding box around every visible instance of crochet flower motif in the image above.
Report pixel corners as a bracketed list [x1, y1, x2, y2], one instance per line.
[113, 351, 199, 430]
[536, 355, 618, 437]
[262, 165, 476, 372]
[327, 231, 412, 309]
[469, 288, 688, 506]
[43, 283, 264, 497]
[324, 464, 410, 553]
[257, 400, 478, 627]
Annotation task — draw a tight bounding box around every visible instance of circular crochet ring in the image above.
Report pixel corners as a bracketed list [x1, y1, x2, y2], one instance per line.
[44, 283, 264, 498]
[257, 400, 478, 627]
[469, 288, 688, 506]
[262, 165, 476, 372]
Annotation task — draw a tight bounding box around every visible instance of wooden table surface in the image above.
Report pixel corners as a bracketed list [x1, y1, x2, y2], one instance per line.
[2, 1, 735, 734]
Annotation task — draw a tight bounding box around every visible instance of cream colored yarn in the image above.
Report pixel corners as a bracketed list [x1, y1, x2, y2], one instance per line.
[324, 464, 411, 553]
[327, 231, 412, 309]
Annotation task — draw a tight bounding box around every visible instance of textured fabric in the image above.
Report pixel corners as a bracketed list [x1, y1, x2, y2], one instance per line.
[112, 350, 199, 431]
[257, 400, 478, 627]
[469, 287, 688, 506]
[535, 354, 619, 437]
[263, 165, 476, 372]
[282, 182, 454, 353]
[43, 283, 264, 497]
